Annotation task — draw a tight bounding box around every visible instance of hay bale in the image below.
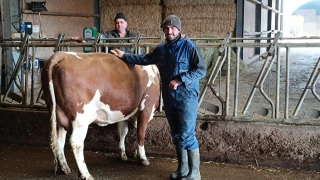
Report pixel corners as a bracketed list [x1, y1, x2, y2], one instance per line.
[166, 4, 236, 38]
[165, 0, 235, 6]
[101, 0, 159, 6]
[100, 5, 162, 37]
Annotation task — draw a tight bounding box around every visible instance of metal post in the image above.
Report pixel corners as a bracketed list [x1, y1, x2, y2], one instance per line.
[30, 46, 36, 105]
[2, 34, 29, 101]
[23, 46, 29, 105]
[226, 47, 231, 116]
[233, 47, 240, 117]
[0, 47, 2, 103]
[275, 46, 280, 119]
[284, 47, 290, 119]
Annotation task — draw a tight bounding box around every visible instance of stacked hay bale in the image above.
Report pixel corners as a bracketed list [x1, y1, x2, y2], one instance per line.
[100, 0, 236, 38]
[164, 0, 236, 38]
[100, 0, 162, 38]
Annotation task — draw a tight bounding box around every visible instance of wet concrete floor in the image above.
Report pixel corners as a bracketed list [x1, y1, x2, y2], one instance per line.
[1, 144, 320, 180]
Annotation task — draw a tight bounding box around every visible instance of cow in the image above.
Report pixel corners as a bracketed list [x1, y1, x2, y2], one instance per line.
[41, 51, 160, 180]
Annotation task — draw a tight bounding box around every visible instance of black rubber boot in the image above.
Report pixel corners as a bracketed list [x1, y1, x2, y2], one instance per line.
[170, 145, 189, 180]
[181, 148, 201, 180]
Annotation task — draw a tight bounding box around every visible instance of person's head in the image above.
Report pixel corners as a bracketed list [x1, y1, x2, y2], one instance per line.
[114, 13, 128, 33]
[162, 15, 181, 41]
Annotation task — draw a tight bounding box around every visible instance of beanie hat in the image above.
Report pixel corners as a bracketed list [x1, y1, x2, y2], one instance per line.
[114, 13, 127, 22]
[162, 15, 181, 31]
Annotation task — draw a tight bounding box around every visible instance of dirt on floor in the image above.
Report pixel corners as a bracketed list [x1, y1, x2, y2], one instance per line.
[1, 143, 320, 180]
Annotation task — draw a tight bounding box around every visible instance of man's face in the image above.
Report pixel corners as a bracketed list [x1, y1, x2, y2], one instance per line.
[163, 25, 180, 41]
[115, 19, 127, 33]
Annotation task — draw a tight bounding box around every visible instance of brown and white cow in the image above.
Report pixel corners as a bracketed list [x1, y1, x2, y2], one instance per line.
[41, 51, 160, 180]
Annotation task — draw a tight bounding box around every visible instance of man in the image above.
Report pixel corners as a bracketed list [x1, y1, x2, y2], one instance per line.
[111, 14, 206, 180]
[102, 12, 136, 53]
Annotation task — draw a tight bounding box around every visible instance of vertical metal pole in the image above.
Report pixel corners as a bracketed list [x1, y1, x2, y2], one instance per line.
[30, 46, 36, 105]
[275, 46, 280, 119]
[234, 47, 240, 117]
[23, 46, 29, 105]
[226, 47, 231, 116]
[284, 47, 290, 119]
[236, 0, 244, 60]
[0, 47, 2, 103]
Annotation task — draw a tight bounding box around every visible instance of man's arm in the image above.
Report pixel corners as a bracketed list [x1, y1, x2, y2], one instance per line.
[179, 46, 207, 86]
[111, 48, 159, 66]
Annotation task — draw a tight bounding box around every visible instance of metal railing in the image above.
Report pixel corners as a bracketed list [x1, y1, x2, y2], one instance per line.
[0, 32, 319, 124]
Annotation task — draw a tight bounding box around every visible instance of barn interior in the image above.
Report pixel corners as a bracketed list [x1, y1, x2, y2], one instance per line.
[0, 0, 320, 179]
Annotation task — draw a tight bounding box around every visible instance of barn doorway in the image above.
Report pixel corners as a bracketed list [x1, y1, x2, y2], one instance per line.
[283, 0, 320, 37]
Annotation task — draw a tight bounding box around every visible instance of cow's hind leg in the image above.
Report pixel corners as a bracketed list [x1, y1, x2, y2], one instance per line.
[70, 122, 93, 180]
[136, 112, 153, 166]
[56, 126, 71, 174]
[118, 121, 129, 161]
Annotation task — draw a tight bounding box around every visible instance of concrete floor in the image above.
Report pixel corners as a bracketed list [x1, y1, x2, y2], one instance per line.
[1, 143, 320, 180]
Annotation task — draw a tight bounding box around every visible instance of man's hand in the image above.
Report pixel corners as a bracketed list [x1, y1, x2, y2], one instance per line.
[110, 49, 125, 58]
[169, 79, 180, 90]
[71, 37, 85, 43]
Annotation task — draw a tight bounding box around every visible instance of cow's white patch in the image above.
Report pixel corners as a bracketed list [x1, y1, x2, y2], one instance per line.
[139, 94, 150, 111]
[138, 145, 147, 160]
[149, 103, 156, 122]
[75, 90, 138, 126]
[143, 65, 158, 87]
[65, 52, 83, 59]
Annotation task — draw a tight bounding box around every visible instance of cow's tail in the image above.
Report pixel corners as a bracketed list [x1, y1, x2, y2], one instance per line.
[47, 52, 65, 174]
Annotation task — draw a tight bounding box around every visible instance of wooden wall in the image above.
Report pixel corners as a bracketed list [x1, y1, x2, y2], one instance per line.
[20, 0, 96, 59]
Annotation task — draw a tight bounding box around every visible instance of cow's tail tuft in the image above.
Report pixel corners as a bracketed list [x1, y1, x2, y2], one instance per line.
[47, 52, 65, 174]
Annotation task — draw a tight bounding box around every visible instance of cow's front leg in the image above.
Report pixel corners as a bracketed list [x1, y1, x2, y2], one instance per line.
[70, 122, 93, 180]
[57, 126, 71, 174]
[118, 121, 129, 161]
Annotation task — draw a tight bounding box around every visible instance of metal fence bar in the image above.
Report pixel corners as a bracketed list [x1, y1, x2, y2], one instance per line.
[233, 47, 240, 117]
[284, 47, 290, 119]
[0, 47, 2, 103]
[30, 46, 36, 106]
[293, 58, 320, 116]
[23, 45, 30, 105]
[2, 35, 29, 102]
[226, 46, 231, 116]
[275, 46, 281, 119]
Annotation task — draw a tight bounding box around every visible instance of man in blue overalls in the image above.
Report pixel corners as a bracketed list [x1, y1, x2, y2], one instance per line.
[111, 14, 206, 180]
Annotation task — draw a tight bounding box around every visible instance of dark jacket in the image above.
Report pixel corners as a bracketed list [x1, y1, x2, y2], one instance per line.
[122, 35, 206, 108]
[102, 29, 136, 53]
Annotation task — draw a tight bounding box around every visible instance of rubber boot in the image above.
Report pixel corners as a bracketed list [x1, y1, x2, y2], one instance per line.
[170, 145, 189, 180]
[181, 148, 201, 180]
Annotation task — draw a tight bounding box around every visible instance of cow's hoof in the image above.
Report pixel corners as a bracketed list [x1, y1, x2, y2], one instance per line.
[120, 153, 128, 161]
[80, 174, 94, 180]
[61, 167, 72, 174]
[57, 166, 71, 175]
[140, 159, 150, 166]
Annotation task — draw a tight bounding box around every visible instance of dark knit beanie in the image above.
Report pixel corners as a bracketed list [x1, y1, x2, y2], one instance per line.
[162, 15, 181, 31]
[114, 13, 127, 22]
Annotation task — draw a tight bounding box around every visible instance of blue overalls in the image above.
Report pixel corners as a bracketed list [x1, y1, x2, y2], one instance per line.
[123, 35, 206, 150]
